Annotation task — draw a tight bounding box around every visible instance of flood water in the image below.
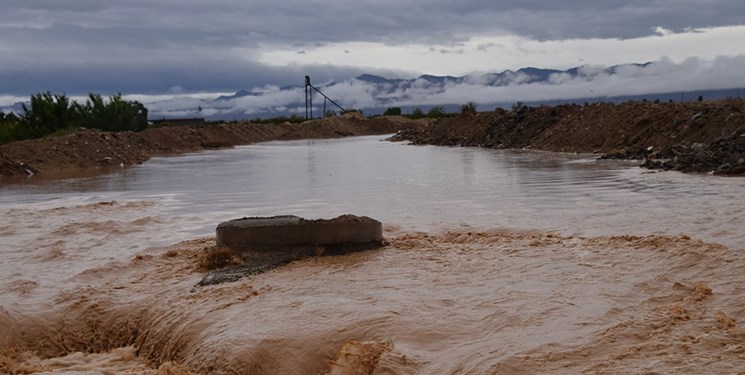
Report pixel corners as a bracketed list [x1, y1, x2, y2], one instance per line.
[1, 135, 744, 374]
[2, 135, 744, 246]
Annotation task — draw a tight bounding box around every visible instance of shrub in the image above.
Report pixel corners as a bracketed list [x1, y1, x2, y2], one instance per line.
[383, 106, 402, 116]
[409, 108, 425, 119]
[426, 106, 446, 118]
[460, 102, 477, 114]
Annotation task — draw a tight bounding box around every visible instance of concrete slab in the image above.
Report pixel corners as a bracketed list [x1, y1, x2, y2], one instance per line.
[215, 214, 383, 251]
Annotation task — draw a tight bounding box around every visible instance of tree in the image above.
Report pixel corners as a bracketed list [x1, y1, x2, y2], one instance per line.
[461, 102, 477, 114]
[19, 92, 81, 139]
[409, 108, 425, 119]
[78, 93, 148, 132]
[426, 106, 446, 118]
[0, 112, 21, 145]
[2, 92, 149, 144]
[383, 106, 402, 116]
[697, 95, 704, 102]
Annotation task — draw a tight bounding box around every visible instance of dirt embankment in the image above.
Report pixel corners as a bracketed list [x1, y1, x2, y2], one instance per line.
[0, 114, 426, 182]
[394, 99, 745, 175]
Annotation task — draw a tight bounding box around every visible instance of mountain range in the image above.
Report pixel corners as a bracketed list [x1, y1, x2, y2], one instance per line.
[3, 59, 743, 120]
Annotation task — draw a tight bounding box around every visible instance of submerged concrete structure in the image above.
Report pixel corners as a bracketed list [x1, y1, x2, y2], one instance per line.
[216, 214, 383, 254]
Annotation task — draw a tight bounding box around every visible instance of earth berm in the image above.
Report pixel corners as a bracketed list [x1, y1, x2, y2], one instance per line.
[392, 98, 745, 175]
[0, 113, 428, 182]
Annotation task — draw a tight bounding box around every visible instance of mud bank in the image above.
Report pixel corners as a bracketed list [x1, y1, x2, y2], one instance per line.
[394, 99, 745, 175]
[0, 114, 426, 182]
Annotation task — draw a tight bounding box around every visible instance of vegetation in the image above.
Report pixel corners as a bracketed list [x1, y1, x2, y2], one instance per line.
[461, 102, 477, 114]
[249, 114, 305, 125]
[409, 108, 425, 119]
[425, 106, 445, 118]
[0, 92, 148, 145]
[383, 106, 402, 116]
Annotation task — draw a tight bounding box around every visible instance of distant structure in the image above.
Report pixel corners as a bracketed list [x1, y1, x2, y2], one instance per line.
[149, 117, 206, 127]
[305, 75, 346, 120]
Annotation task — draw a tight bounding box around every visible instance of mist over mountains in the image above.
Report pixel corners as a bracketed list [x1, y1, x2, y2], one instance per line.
[4, 56, 745, 121]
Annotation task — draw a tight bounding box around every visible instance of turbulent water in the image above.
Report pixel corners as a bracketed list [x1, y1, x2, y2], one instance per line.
[1, 135, 744, 374]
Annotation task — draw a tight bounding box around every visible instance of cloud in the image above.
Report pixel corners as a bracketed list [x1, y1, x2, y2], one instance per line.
[107, 55, 743, 120]
[1, 1, 744, 99]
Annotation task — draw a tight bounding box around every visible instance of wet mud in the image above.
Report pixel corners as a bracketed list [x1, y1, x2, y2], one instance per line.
[2, 201, 744, 374]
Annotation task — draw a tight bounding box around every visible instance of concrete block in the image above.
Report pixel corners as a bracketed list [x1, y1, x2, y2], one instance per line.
[216, 214, 383, 252]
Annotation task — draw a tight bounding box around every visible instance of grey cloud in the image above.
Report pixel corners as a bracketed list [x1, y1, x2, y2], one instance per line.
[1, 0, 743, 97]
[5, 1, 742, 44]
[134, 56, 745, 120]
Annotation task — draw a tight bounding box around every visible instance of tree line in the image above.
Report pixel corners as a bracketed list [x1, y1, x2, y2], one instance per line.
[382, 102, 478, 119]
[0, 92, 148, 145]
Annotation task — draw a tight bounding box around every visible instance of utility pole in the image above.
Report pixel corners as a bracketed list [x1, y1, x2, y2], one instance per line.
[305, 76, 312, 119]
[304, 75, 346, 120]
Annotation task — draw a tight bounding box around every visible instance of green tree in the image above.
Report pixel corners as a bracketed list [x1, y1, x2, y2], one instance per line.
[383, 106, 402, 116]
[79, 93, 148, 132]
[1, 92, 149, 144]
[0, 112, 21, 145]
[426, 106, 446, 118]
[461, 102, 477, 114]
[19, 92, 82, 139]
[409, 108, 425, 119]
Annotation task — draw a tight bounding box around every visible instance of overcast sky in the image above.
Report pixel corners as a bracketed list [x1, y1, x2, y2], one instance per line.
[2, 0, 745, 109]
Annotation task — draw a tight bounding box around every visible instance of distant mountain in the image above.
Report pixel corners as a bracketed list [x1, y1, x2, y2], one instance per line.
[3, 62, 741, 121]
[349, 64, 652, 95]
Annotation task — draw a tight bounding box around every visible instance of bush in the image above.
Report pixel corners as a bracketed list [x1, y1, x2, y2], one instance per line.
[409, 108, 425, 119]
[511, 101, 525, 112]
[461, 102, 477, 114]
[383, 106, 402, 116]
[426, 106, 446, 118]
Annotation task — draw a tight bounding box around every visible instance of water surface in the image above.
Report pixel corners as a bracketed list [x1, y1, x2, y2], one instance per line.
[2, 135, 743, 247]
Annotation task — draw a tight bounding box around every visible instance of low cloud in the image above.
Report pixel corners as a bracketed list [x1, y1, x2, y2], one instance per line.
[125, 55, 745, 119]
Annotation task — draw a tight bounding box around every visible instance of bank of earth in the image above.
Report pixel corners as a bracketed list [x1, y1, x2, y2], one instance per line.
[0, 113, 427, 182]
[394, 98, 745, 175]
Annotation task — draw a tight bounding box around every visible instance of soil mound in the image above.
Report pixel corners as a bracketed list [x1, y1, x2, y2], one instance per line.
[394, 99, 745, 175]
[0, 115, 425, 182]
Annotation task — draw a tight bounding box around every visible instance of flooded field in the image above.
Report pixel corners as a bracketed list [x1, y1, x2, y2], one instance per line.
[1, 135, 744, 374]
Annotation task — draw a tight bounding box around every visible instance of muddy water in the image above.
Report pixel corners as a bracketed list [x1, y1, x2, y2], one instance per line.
[1, 135, 744, 374]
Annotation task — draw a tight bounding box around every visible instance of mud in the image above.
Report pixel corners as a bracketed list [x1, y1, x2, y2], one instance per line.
[394, 98, 745, 175]
[2, 200, 744, 374]
[0, 113, 426, 182]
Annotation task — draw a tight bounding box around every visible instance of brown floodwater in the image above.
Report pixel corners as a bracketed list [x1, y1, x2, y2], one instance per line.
[1, 135, 744, 374]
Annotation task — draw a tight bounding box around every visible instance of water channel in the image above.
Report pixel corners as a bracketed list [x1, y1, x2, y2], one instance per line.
[2, 135, 743, 248]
